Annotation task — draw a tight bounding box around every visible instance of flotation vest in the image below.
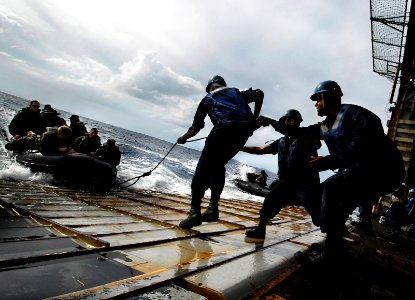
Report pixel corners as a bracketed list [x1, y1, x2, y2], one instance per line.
[320, 104, 351, 155]
[208, 87, 254, 126]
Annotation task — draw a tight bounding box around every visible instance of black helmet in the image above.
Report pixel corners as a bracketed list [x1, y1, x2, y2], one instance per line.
[310, 80, 343, 101]
[279, 109, 303, 124]
[206, 75, 227, 92]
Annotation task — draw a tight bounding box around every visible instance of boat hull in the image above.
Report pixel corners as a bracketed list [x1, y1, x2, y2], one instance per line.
[234, 178, 270, 197]
[15, 152, 116, 191]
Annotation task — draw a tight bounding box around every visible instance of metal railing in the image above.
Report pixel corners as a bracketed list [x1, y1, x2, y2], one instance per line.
[370, 0, 411, 82]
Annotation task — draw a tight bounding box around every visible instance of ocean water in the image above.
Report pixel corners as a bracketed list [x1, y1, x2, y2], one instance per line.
[0, 91, 276, 202]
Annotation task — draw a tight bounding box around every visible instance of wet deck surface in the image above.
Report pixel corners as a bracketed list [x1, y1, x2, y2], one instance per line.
[1, 179, 415, 299]
[262, 213, 415, 300]
[0, 179, 325, 299]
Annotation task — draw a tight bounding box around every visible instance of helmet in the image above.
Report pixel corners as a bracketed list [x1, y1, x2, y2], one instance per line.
[206, 75, 227, 92]
[310, 80, 343, 101]
[279, 109, 303, 124]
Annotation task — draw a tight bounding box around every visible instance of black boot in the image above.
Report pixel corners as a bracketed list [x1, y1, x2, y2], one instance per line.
[245, 221, 267, 243]
[179, 208, 202, 229]
[245, 226, 266, 239]
[324, 235, 348, 263]
[201, 202, 219, 222]
[351, 217, 373, 233]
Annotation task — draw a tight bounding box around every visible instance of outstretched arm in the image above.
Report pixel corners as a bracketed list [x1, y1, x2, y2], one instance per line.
[242, 144, 273, 155]
[253, 89, 264, 119]
[257, 116, 279, 128]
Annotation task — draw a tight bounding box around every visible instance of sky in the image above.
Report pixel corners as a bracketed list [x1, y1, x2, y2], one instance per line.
[0, 0, 397, 176]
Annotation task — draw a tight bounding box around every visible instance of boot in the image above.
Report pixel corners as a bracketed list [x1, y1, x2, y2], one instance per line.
[245, 226, 266, 239]
[245, 221, 267, 244]
[351, 217, 373, 233]
[201, 202, 219, 222]
[179, 208, 202, 229]
[323, 235, 348, 263]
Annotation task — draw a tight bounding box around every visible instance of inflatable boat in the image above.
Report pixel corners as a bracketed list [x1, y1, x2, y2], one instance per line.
[233, 178, 270, 197]
[15, 152, 117, 192]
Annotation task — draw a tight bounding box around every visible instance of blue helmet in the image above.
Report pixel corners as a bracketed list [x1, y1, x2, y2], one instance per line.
[310, 80, 343, 101]
[206, 75, 227, 92]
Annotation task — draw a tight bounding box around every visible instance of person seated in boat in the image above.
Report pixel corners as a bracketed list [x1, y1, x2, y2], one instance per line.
[4, 132, 40, 153]
[41, 104, 66, 129]
[70, 128, 101, 156]
[68, 114, 88, 138]
[246, 172, 259, 183]
[255, 170, 268, 188]
[242, 109, 322, 242]
[39, 125, 76, 156]
[95, 138, 121, 167]
[8, 100, 47, 140]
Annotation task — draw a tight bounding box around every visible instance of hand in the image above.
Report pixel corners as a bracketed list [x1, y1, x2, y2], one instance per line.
[177, 126, 197, 144]
[257, 116, 273, 127]
[309, 156, 330, 171]
[177, 136, 187, 144]
[67, 148, 77, 154]
[256, 89, 264, 98]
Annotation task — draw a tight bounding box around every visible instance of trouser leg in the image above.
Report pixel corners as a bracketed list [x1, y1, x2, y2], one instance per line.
[301, 183, 322, 227]
[180, 132, 223, 228]
[201, 126, 250, 222]
[179, 163, 209, 229]
[201, 166, 225, 222]
[245, 181, 288, 241]
[320, 169, 368, 258]
[181, 126, 250, 228]
[258, 181, 287, 223]
[320, 173, 351, 235]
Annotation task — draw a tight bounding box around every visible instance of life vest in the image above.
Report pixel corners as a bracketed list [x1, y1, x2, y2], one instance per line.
[320, 104, 351, 155]
[208, 87, 254, 126]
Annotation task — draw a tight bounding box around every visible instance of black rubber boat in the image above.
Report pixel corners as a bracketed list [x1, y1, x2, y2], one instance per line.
[233, 178, 270, 197]
[15, 152, 117, 192]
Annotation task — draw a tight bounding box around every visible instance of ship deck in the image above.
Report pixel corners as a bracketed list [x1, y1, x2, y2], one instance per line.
[1, 178, 415, 299]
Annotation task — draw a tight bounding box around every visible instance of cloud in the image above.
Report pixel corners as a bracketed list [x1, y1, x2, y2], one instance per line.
[47, 50, 205, 124]
[0, 1, 205, 125]
[0, 4, 22, 31]
[47, 56, 113, 87]
[114, 51, 204, 103]
[0, 0, 397, 170]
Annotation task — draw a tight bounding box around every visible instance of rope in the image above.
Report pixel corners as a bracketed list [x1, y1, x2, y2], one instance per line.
[186, 136, 207, 142]
[116, 136, 207, 189]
